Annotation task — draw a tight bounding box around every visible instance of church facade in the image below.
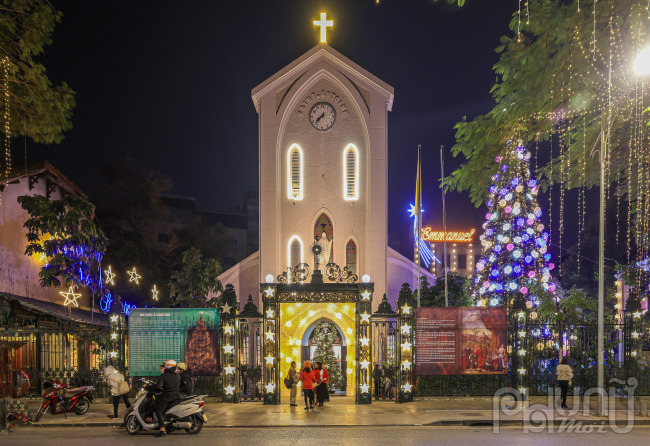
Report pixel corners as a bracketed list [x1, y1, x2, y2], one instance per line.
[219, 43, 434, 312]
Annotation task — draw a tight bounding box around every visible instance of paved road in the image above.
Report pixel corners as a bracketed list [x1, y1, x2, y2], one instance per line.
[3, 426, 650, 446]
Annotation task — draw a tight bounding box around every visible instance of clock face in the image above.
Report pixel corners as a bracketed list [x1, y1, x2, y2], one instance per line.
[309, 102, 336, 131]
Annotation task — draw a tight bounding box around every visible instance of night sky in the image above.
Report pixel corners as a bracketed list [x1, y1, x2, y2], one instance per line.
[28, 0, 530, 259]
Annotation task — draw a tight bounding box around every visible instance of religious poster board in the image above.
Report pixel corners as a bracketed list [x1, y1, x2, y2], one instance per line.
[129, 308, 220, 376]
[415, 307, 507, 375]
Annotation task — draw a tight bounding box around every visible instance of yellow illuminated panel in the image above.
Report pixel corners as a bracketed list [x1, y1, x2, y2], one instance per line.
[279, 302, 356, 399]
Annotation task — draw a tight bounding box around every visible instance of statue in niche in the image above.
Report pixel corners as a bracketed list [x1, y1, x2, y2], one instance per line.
[319, 231, 333, 265]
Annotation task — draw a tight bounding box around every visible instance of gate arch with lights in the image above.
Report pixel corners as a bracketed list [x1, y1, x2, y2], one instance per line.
[259, 281, 374, 405]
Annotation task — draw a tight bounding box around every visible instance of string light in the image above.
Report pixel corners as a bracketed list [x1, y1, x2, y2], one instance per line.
[104, 266, 115, 285]
[2, 57, 10, 206]
[127, 267, 141, 284]
[60, 286, 81, 307]
[152, 285, 158, 300]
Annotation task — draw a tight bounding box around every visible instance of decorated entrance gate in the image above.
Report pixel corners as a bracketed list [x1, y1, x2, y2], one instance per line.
[259, 271, 374, 405]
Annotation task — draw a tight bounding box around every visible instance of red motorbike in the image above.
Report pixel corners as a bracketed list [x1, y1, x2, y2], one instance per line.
[34, 380, 94, 421]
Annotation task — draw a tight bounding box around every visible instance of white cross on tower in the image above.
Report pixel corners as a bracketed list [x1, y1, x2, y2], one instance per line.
[314, 13, 333, 43]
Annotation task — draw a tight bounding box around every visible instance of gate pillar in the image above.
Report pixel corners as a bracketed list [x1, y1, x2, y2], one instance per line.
[220, 285, 239, 403]
[396, 294, 415, 403]
[261, 283, 279, 405]
[356, 283, 373, 404]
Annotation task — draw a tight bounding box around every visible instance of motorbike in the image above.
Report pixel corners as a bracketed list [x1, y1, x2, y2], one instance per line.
[34, 380, 93, 421]
[125, 379, 207, 435]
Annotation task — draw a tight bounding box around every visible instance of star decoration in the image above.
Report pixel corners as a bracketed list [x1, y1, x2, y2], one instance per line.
[519, 331, 526, 336]
[402, 360, 411, 369]
[401, 304, 411, 315]
[519, 387, 527, 394]
[518, 368, 525, 375]
[360, 313, 371, 323]
[221, 302, 232, 314]
[360, 384, 370, 393]
[359, 338, 370, 347]
[224, 385, 235, 395]
[60, 287, 80, 307]
[402, 383, 413, 392]
[361, 290, 372, 300]
[265, 383, 276, 393]
[111, 333, 117, 340]
[633, 311, 642, 319]
[517, 312, 525, 319]
[518, 349, 526, 356]
[223, 325, 234, 335]
[223, 344, 234, 354]
[224, 366, 235, 375]
[401, 341, 412, 351]
[265, 355, 275, 365]
[110, 315, 118, 323]
[109, 352, 117, 358]
[408, 204, 423, 218]
[632, 332, 640, 339]
[400, 324, 411, 334]
[152, 285, 159, 301]
[104, 266, 115, 285]
[264, 287, 275, 298]
[266, 308, 275, 318]
[127, 267, 141, 284]
[359, 360, 370, 369]
[265, 332, 275, 341]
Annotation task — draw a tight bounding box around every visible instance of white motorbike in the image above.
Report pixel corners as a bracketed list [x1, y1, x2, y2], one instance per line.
[125, 379, 207, 435]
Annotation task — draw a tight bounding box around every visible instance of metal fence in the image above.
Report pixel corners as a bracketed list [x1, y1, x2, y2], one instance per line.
[372, 319, 397, 401]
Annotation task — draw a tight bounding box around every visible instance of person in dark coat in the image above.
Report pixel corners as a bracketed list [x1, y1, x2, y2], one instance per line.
[177, 362, 194, 396]
[154, 359, 180, 437]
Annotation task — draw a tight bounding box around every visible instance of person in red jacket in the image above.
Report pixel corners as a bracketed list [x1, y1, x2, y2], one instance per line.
[315, 362, 329, 407]
[299, 361, 316, 410]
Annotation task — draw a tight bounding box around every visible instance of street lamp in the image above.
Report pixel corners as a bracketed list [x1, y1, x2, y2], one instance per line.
[595, 46, 650, 417]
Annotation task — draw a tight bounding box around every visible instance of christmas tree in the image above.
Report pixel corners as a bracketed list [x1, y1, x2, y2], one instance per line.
[311, 322, 344, 390]
[474, 141, 557, 309]
[186, 314, 219, 375]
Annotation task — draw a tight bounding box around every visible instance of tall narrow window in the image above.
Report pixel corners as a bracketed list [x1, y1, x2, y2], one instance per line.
[287, 144, 303, 200]
[346, 240, 357, 275]
[343, 144, 359, 200]
[291, 241, 300, 268]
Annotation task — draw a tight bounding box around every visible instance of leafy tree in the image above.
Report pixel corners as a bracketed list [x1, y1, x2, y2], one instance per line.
[17, 194, 107, 295]
[419, 273, 472, 307]
[169, 248, 223, 308]
[173, 216, 231, 267]
[0, 0, 75, 144]
[446, 1, 648, 206]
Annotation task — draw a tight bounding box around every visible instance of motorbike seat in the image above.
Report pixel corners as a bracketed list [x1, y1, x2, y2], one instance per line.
[63, 387, 88, 397]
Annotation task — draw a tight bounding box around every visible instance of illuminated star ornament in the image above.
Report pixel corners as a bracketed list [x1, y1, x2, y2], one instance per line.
[401, 341, 412, 351]
[223, 325, 234, 335]
[401, 324, 411, 334]
[359, 360, 370, 369]
[360, 313, 371, 323]
[224, 385, 235, 395]
[111, 333, 118, 340]
[110, 315, 119, 323]
[221, 302, 232, 314]
[265, 355, 275, 365]
[401, 304, 411, 315]
[104, 266, 115, 285]
[265, 383, 276, 393]
[152, 285, 159, 301]
[266, 308, 275, 318]
[402, 360, 411, 369]
[359, 338, 370, 347]
[361, 290, 372, 300]
[264, 287, 275, 298]
[402, 383, 413, 393]
[128, 267, 141, 284]
[313, 12, 333, 43]
[360, 384, 370, 393]
[109, 352, 118, 358]
[265, 331, 275, 341]
[60, 286, 81, 307]
[223, 344, 234, 354]
[224, 366, 235, 375]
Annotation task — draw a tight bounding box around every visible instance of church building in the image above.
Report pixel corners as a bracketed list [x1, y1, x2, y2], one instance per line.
[219, 42, 434, 313]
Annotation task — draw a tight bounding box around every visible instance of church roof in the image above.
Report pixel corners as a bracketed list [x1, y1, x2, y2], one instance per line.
[251, 43, 394, 113]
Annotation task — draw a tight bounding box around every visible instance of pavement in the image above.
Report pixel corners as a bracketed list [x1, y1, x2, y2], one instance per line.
[10, 395, 650, 428]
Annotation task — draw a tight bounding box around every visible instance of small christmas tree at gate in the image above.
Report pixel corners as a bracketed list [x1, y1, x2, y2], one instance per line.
[186, 314, 219, 375]
[474, 141, 557, 309]
[312, 322, 344, 391]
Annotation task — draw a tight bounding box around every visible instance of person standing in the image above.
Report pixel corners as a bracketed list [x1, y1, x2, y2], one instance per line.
[288, 361, 299, 407]
[315, 362, 329, 407]
[103, 365, 131, 420]
[299, 361, 316, 410]
[556, 357, 573, 409]
[177, 363, 194, 396]
[154, 359, 180, 437]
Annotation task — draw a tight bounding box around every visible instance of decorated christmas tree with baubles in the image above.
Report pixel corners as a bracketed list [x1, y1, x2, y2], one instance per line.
[312, 322, 344, 391]
[186, 314, 219, 375]
[474, 141, 557, 309]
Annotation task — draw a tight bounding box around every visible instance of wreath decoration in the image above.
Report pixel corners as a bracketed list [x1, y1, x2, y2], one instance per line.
[313, 321, 338, 345]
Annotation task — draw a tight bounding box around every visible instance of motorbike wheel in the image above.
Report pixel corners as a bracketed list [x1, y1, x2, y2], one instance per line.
[35, 405, 48, 422]
[74, 397, 90, 415]
[123, 407, 133, 425]
[184, 415, 203, 435]
[125, 414, 142, 435]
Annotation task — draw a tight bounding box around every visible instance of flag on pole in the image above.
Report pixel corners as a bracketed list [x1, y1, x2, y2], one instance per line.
[415, 146, 422, 306]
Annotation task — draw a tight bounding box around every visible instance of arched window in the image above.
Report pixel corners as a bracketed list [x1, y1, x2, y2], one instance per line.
[314, 214, 333, 264]
[343, 144, 358, 200]
[346, 240, 357, 275]
[287, 235, 303, 270]
[287, 144, 303, 200]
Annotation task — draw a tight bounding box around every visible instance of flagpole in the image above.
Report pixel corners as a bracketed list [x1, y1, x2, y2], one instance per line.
[440, 145, 448, 307]
[417, 145, 422, 308]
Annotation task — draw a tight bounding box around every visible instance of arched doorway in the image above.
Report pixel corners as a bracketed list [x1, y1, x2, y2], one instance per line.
[303, 319, 347, 393]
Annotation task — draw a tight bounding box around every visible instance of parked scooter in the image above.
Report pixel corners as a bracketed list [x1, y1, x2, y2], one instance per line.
[34, 380, 93, 421]
[125, 379, 206, 435]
